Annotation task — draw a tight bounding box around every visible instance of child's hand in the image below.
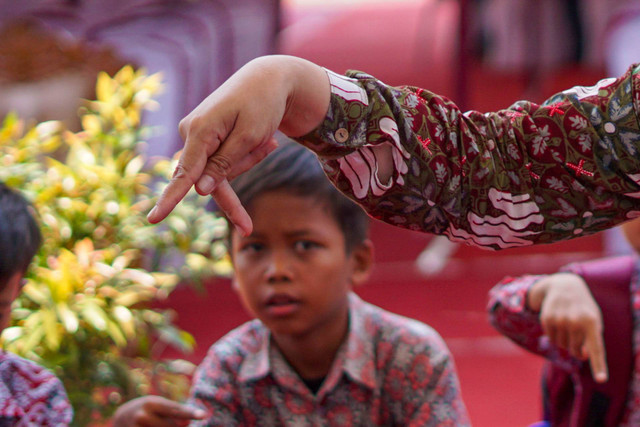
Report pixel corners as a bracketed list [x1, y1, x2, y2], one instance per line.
[112, 395, 207, 427]
[527, 273, 608, 383]
[147, 55, 330, 234]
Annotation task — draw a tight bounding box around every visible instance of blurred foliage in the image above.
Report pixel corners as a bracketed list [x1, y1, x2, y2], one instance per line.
[0, 66, 230, 425]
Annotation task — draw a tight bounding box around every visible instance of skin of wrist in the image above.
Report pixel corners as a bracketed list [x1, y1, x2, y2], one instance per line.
[277, 56, 330, 137]
[527, 278, 550, 313]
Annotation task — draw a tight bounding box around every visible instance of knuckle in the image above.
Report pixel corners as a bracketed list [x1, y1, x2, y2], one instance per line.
[182, 115, 214, 144]
[172, 163, 189, 180]
[186, 114, 204, 132]
[206, 155, 233, 177]
[236, 130, 262, 149]
[178, 117, 189, 138]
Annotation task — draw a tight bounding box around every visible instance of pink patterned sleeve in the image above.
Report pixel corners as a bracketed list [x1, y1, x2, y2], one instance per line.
[488, 275, 577, 370]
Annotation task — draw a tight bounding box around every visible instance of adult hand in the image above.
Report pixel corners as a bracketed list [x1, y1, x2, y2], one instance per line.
[528, 273, 608, 383]
[112, 396, 207, 427]
[147, 55, 330, 235]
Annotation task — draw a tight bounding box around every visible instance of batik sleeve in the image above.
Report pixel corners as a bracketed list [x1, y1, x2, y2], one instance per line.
[296, 64, 640, 250]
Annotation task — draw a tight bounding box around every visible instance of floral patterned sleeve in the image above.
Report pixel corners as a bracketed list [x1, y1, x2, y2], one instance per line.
[296, 64, 640, 250]
[487, 275, 577, 370]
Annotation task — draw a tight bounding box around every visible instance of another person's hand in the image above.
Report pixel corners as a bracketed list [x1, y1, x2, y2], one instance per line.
[147, 55, 330, 235]
[527, 272, 608, 383]
[112, 396, 207, 427]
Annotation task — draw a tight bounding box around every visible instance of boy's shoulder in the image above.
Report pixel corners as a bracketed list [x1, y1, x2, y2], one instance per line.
[0, 350, 71, 417]
[352, 294, 449, 356]
[203, 319, 267, 361]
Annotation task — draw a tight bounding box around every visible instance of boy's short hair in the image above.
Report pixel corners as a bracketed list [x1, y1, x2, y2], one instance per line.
[229, 137, 369, 252]
[0, 182, 42, 285]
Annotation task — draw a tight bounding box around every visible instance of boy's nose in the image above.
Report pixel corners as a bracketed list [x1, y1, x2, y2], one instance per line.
[265, 251, 293, 283]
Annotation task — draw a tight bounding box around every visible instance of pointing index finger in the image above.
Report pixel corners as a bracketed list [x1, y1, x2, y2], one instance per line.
[585, 325, 608, 383]
[147, 173, 192, 224]
[148, 132, 212, 223]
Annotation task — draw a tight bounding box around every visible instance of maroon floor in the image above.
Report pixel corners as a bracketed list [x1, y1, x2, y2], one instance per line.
[158, 2, 610, 426]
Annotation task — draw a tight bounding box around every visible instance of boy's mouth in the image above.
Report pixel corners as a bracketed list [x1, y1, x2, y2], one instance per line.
[264, 294, 301, 316]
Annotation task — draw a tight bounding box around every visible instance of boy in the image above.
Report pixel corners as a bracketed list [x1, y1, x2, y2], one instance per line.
[0, 182, 73, 425]
[150, 56, 640, 255]
[184, 141, 469, 425]
[487, 217, 640, 426]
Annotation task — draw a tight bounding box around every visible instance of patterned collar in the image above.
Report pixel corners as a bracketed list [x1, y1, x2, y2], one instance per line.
[237, 293, 377, 394]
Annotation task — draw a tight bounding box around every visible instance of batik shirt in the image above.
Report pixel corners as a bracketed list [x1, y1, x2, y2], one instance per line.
[0, 350, 72, 426]
[188, 293, 469, 426]
[487, 263, 640, 426]
[296, 64, 640, 250]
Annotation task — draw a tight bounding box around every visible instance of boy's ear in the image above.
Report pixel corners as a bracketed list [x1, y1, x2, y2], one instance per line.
[350, 239, 374, 287]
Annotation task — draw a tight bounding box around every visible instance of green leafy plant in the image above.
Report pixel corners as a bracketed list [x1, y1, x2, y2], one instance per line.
[0, 66, 230, 425]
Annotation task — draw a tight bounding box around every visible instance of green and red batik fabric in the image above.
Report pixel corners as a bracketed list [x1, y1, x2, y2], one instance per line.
[297, 65, 640, 250]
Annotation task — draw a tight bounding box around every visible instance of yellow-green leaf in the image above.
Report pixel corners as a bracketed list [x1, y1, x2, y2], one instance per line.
[81, 302, 107, 331]
[57, 303, 79, 333]
[43, 308, 61, 350]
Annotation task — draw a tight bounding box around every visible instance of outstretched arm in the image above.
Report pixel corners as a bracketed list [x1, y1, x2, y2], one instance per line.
[150, 55, 640, 249]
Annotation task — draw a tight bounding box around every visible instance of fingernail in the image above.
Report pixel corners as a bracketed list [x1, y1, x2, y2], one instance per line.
[237, 224, 248, 238]
[193, 409, 206, 418]
[197, 175, 215, 194]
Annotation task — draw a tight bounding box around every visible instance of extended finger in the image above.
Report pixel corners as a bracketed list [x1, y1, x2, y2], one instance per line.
[585, 326, 608, 383]
[148, 164, 198, 224]
[211, 178, 252, 236]
[148, 134, 211, 223]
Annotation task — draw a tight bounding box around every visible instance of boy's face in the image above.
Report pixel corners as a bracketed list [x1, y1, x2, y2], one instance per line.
[0, 273, 22, 332]
[230, 190, 371, 340]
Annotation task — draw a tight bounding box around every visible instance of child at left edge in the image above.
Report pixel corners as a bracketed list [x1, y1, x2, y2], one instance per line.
[0, 182, 73, 425]
[179, 139, 470, 426]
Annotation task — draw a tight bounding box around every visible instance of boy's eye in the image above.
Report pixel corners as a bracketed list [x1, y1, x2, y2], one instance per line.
[240, 242, 264, 253]
[294, 240, 319, 251]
